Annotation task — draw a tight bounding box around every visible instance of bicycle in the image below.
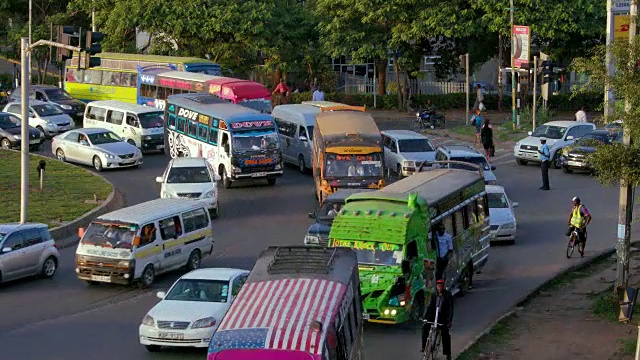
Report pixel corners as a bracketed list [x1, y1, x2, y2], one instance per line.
[421, 308, 443, 360]
[566, 227, 586, 258]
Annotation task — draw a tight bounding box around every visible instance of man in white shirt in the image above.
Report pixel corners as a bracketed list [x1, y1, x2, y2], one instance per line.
[575, 107, 587, 122]
[312, 87, 325, 101]
[435, 223, 453, 281]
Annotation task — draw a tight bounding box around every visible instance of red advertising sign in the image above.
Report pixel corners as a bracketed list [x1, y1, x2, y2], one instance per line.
[158, 78, 198, 91]
[512, 25, 531, 68]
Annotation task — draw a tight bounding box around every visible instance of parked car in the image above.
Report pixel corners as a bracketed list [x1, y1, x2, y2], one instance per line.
[381, 130, 436, 177]
[51, 128, 143, 171]
[514, 121, 596, 168]
[434, 144, 497, 184]
[305, 188, 375, 246]
[9, 85, 86, 124]
[139, 268, 250, 352]
[3, 100, 75, 137]
[486, 185, 518, 244]
[0, 223, 59, 284]
[561, 129, 622, 174]
[0, 111, 44, 151]
[156, 157, 221, 218]
[604, 120, 623, 130]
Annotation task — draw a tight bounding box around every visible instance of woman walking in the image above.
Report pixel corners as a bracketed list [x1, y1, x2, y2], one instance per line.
[470, 108, 483, 146]
[480, 118, 494, 162]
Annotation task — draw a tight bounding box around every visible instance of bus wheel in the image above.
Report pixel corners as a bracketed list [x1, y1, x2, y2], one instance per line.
[411, 291, 425, 322]
[138, 265, 155, 289]
[220, 166, 232, 189]
[298, 155, 306, 174]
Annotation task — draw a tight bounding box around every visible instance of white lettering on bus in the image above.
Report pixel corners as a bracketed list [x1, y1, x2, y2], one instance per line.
[177, 108, 199, 121]
[140, 75, 155, 84]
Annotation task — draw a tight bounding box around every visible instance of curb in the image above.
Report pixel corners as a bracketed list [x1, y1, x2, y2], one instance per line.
[454, 246, 618, 359]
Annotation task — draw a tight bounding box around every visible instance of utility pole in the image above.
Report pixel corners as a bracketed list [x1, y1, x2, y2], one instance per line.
[498, 34, 503, 111]
[465, 53, 470, 122]
[92, 8, 96, 32]
[510, 0, 516, 129]
[616, 0, 637, 290]
[20, 38, 29, 223]
[533, 56, 537, 130]
[605, 0, 616, 121]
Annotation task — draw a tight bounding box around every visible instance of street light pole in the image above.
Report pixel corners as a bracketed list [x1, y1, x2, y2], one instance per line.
[605, 0, 616, 121]
[20, 37, 30, 223]
[510, 0, 517, 129]
[616, 0, 637, 290]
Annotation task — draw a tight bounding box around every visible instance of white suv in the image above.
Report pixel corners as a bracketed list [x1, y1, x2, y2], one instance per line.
[434, 144, 497, 184]
[381, 130, 436, 177]
[156, 157, 221, 218]
[514, 121, 595, 168]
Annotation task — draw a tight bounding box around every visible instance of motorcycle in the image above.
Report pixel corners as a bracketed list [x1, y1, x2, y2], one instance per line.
[415, 109, 446, 130]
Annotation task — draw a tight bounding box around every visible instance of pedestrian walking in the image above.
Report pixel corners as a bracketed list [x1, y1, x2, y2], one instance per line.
[312, 86, 325, 101]
[575, 106, 587, 122]
[473, 84, 484, 110]
[469, 109, 483, 146]
[480, 118, 494, 162]
[538, 137, 550, 190]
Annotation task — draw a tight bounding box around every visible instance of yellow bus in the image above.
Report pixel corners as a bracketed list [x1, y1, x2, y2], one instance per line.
[63, 52, 220, 103]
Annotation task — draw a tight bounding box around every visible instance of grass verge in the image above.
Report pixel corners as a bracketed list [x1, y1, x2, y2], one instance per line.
[0, 150, 111, 227]
[618, 337, 637, 356]
[457, 313, 517, 360]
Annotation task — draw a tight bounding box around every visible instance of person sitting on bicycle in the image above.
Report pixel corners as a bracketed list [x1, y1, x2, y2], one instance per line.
[421, 279, 454, 360]
[566, 196, 591, 256]
[424, 100, 437, 128]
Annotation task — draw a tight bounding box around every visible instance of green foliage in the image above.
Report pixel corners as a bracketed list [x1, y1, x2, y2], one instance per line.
[573, 37, 640, 187]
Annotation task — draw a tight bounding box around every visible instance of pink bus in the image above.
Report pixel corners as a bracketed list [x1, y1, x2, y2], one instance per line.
[208, 77, 272, 114]
[207, 246, 363, 360]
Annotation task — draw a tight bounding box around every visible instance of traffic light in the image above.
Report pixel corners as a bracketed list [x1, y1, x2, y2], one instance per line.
[542, 60, 555, 75]
[56, 26, 79, 63]
[84, 31, 104, 69]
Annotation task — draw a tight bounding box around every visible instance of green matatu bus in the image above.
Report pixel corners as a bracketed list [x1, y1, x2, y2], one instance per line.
[328, 167, 491, 324]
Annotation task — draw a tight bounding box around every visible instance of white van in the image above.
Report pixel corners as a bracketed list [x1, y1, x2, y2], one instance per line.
[75, 198, 214, 288]
[84, 100, 165, 152]
[272, 104, 319, 173]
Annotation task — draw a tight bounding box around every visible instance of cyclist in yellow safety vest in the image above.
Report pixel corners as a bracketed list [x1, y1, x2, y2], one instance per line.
[566, 196, 592, 257]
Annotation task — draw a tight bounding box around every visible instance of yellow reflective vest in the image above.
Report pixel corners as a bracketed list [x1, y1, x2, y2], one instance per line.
[570, 205, 586, 228]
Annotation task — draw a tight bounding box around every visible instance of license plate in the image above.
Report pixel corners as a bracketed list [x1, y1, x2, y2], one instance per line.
[524, 153, 535, 158]
[156, 145, 164, 150]
[91, 275, 111, 282]
[362, 313, 370, 320]
[121, 160, 134, 165]
[251, 172, 266, 177]
[158, 332, 184, 340]
[568, 161, 581, 166]
[29, 140, 41, 145]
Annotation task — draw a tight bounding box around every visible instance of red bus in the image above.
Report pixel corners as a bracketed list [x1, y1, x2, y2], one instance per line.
[207, 246, 363, 360]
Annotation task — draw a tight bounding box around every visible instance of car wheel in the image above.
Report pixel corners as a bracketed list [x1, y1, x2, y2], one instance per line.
[516, 159, 528, 166]
[40, 256, 57, 278]
[56, 148, 66, 162]
[298, 155, 306, 173]
[211, 203, 219, 218]
[145, 345, 161, 352]
[267, 178, 277, 186]
[0, 138, 11, 149]
[396, 164, 402, 178]
[93, 156, 103, 171]
[563, 167, 573, 174]
[551, 152, 561, 169]
[138, 265, 155, 289]
[186, 250, 201, 272]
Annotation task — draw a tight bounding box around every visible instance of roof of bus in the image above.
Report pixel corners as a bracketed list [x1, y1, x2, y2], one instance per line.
[315, 111, 379, 137]
[97, 52, 215, 64]
[271, 104, 321, 126]
[207, 77, 247, 85]
[95, 198, 206, 225]
[212, 246, 356, 356]
[87, 100, 163, 114]
[302, 101, 349, 108]
[349, 168, 484, 206]
[156, 71, 221, 82]
[167, 94, 271, 122]
[220, 81, 270, 98]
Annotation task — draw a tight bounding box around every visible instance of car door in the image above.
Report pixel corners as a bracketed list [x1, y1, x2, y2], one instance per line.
[60, 131, 81, 161]
[0, 231, 30, 281]
[158, 216, 185, 270]
[16, 228, 45, 275]
[577, 125, 595, 139]
[564, 126, 580, 146]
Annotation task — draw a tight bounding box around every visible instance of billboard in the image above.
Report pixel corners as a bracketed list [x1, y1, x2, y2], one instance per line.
[513, 25, 531, 68]
[614, 14, 631, 40]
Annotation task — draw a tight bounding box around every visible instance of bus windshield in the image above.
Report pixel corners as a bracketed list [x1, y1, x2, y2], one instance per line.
[138, 112, 164, 128]
[240, 99, 272, 114]
[325, 153, 383, 178]
[331, 240, 403, 266]
[232, 132, 279, 152]
[81, 222, 137, 249]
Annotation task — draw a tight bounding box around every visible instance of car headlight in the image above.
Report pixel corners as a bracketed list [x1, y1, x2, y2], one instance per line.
[141, 314, 155, 327]
[60, 104, 72, 110]
[143, 135, 152, 140]
[75, 254, 89, 265]
[232, 165, 241, 174]
[275, 163, 282, 170]
[501, 222, 516, 230]
[402, 160, 416, 168]
[191, 317, 217, 329]
[103, 153, 116, 159]
[563, 148, 570, 156]
[202, 189, 215, 198]
[416, 112, 420, 117]
[13, 134, 20, 140]
[304, 234, 320, 244]
[515, 142, 521, 148]
[117, 259, 135, 268]
[388, 294, 407, 307]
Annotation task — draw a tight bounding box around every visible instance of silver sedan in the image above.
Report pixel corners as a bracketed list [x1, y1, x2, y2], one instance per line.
[51, 128, 143, 171]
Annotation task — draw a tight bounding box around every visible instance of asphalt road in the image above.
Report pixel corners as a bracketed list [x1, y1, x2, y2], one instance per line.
[0, 136, 636, 360]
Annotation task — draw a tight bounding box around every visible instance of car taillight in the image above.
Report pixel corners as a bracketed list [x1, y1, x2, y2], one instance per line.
[53, 243, 58, 248]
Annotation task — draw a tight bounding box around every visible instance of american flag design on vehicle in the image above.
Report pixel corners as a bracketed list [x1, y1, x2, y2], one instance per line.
[208, 278, 346, 355]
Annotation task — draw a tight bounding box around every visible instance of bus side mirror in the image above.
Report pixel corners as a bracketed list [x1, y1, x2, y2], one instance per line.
[401, 260, 410, 274]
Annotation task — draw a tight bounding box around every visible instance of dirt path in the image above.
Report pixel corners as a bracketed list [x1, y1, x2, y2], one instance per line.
[458, 253, 640, 360]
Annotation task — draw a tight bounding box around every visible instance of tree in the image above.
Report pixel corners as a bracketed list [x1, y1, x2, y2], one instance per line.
[572, 39, 640, 189]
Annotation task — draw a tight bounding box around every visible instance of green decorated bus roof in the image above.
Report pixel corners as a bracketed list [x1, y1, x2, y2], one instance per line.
[97, 52, 214, 64]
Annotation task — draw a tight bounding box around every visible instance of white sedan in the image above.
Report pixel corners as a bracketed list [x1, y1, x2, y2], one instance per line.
[486, 185, 518, 244]
[139, 268, 249, 352]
